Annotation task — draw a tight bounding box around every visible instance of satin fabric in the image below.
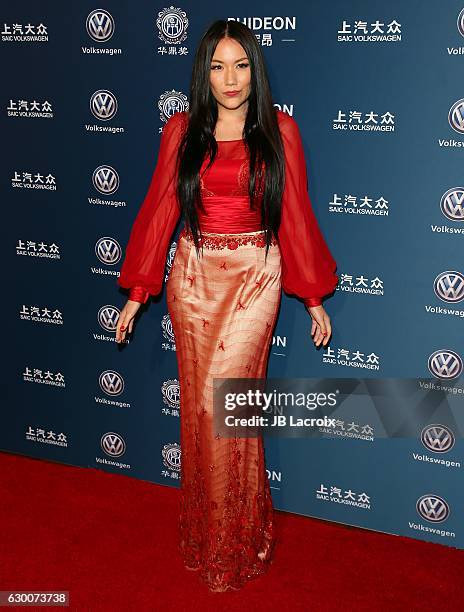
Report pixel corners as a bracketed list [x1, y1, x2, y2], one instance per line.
[166, 228, 281, 592]
[197, 196, 261, 233]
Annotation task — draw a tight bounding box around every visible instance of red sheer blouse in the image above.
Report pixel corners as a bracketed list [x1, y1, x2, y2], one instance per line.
[117, 110, 338, 307]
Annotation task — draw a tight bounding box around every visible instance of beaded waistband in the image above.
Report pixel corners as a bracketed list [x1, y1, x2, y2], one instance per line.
[179, 227, 278, 250]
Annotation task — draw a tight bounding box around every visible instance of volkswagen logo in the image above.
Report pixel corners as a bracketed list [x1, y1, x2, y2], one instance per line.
[90, 89, 118, 121]
[433, 271, 464, 303]
[458, 8, 464, 38]
[86, 9, 115, 42]
[428, 349, 463, 380]
[416, 494, 450, 523]
[99, 370, 125, 396]
[98, 305, 121, 332]
[95, 237, 122, 266]
[421, 424, 455, 453]
[92, 165, 120, 195]
[101, 432, 126, 457]
[440, 188, 464, 222]
[448, 98, 464, 134]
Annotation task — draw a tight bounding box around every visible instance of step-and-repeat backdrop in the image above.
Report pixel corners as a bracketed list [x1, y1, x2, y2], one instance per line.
[3, 1, 463, 549]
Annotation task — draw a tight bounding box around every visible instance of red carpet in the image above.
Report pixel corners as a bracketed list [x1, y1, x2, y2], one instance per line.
[1, 450, 463, 611]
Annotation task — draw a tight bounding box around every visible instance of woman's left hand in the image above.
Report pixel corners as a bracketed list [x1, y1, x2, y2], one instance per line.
[306, 304, 332, 347]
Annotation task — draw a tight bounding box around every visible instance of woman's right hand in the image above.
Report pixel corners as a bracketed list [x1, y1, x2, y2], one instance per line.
[116, 300, 143, 344]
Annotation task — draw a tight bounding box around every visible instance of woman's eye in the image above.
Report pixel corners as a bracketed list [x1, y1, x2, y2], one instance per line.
[210, 63, 249, 70]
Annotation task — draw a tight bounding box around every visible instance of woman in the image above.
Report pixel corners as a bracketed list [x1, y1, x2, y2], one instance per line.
[115, 20, 338, 592]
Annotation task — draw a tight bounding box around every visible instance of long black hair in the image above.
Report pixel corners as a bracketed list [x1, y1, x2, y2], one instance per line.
[175, 19, 285, 260]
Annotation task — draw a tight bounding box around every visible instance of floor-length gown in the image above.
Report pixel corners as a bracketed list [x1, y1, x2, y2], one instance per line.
[117, 109, 339, 592]
[167, 226, 281, 592]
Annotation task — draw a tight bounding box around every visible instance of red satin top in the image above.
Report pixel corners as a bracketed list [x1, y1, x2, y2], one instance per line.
[197, 140, 263, 233]
[118, 110, 338, 308]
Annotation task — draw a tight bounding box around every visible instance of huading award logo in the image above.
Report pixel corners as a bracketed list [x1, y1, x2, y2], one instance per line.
[166, 241, 177, 276]
[156, 6, 188, 45]
[416, 494, 450, 523]
[448, 99, 464, 134]
[427, 349, 463, 380]
[90, 89, 118, 121]
[161, 314, 175, 343]
[161, 379, 180, 410]
[440, 188, 464, 222]
[421, 424, 455, 454]
[161, 314, 176, 351]
[162, 442, 181, 471]
[101, 432, 126, 457]
[86, 9, 115, 42]
[158, 90, 189, 123]
[433, 271, 464, 303]
[92, 165, 120, 194]
[95, 237, 122, 266]
[99, 370, 125, 396]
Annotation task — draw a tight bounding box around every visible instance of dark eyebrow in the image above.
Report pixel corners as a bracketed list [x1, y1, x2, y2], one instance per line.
[211, 57, 248, 63]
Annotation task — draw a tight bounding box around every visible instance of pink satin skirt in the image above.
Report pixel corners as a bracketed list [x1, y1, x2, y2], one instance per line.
[166, 227, 282, 592]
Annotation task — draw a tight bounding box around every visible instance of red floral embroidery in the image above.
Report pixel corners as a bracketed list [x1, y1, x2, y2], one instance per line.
[230, 159, 266, 197]
[199, 174, 215, 197]
[178, 433, 276, 592]
[180, 227, 277, 250]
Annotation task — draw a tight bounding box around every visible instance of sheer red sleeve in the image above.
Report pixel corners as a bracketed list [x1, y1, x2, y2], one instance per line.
[117, 111, 186, 303]
[277, 111, 339, 308]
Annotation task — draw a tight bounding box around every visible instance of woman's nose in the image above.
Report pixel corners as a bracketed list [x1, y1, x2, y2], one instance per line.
[224, 68, 237, 85]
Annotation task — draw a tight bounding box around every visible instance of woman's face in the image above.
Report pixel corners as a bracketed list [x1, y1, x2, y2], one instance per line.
[209, 37, 251, 112]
